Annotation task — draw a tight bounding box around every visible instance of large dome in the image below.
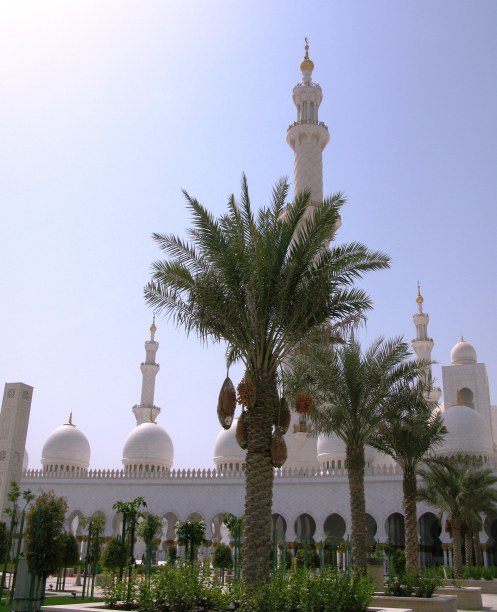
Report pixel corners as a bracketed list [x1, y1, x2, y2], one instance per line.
[317, 433, 346, 468]
[450, 340, 477, 365]
[317, 434, 380, 469]
[436, 404, 493, 458]
[214, 418, 246, 472]
[122, 421, 173, 474]
[41, 421, 91, 474]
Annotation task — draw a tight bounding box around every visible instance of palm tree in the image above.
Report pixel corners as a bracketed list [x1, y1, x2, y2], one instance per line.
[286, 334, 425, 573]
[369, 386, 446, 573]
[418, 454, 497, 578]
[145, 176, 390, 583]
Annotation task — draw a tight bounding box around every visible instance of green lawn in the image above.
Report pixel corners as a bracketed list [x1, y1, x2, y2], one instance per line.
[0, 594, 103, 612]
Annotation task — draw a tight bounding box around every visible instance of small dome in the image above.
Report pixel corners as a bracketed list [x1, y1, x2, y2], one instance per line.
[42, 422, 91, 473]
[122, 421, 173, 473]
[436, 404, 493, 458]
[214, 418, 246, 471]
[317, 434, 381, 467]
[317, 433, 346, 464]
[451, 339, 477, 365]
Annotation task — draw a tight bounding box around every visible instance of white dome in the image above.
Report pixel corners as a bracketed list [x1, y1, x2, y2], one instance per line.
[42, 422, 91, 473]
[317, 434, 381, 468]
[451, 340, 477, 365]
[122, 421, 174, 472]
[436, 404, 493, 458]
[214, 418, 246, 471]
[317, 433, 346, 464]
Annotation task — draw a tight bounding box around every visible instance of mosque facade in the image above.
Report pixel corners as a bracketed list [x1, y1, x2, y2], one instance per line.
[16, 45, 497, 566]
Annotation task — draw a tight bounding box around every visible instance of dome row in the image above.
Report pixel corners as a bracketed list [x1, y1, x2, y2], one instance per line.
[40, 419, 174, 474]
[38, 338, 483, 472]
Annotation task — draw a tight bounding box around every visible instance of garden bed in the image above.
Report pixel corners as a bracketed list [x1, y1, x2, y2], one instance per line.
[453, 578, 497, 594]
[371, 593, 457, 612]
[435, 585, 482, 609]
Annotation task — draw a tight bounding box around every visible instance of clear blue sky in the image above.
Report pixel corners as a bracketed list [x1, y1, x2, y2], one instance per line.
[1, 1, 496, 470]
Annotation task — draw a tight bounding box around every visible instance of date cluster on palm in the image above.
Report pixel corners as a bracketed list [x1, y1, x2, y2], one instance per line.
[274, 396, 291, 433]
[295, 391, 313, 414]
[271, 430, 287, 468]
[217, 377, 236, 430]
[237, 376, 256, 408]
[235, 410, 248, 450]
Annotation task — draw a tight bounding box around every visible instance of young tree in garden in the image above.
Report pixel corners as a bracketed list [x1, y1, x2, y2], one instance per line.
[7, 488, 35, 603]
[101, 536, 123, 573]
[137, 513, 162, 579]
[59, 533, 79, 590]
[112, 497, 146, 607]
[1, 481, 21, 594]
[175, 519, 205, 564]
[112, 497, 146, 580]
[145, 176, 390, 583]
[418, 454, 497, 578]
[81, 515, 105, 598]
[0, 523, 7, 564]
[25, 491, 67, 601]
[212, 544, 233, 583]
[369, 385, 446, 573]
[223, 513, 243, 580]
[285, 334, 429, 573]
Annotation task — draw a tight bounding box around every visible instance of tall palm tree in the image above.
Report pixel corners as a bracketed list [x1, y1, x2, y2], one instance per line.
[369, 387, 446, 573]
[286, 334, 424, 573]
[144, 176, 390, 583]
[418, 454, 497, 578]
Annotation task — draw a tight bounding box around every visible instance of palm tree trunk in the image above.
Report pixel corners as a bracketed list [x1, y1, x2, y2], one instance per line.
[452, 518, 463, 579]
[346, 443, 367, 573]
[403, 470, 419, 574]
[242, 370, 277, 584]
[473, 528, 482, 566]
[465, 527, 474, 566]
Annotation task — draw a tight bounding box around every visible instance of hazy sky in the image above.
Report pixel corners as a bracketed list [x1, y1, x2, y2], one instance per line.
[1, 1, 496, 471]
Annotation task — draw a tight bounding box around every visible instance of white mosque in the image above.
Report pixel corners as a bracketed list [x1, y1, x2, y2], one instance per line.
[12, 44, 497, 566]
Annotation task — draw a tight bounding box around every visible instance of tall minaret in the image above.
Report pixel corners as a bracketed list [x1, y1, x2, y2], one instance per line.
[412, 284, 441, 403]
[132, 318, 161, 425]
[286, 39, 330, 205]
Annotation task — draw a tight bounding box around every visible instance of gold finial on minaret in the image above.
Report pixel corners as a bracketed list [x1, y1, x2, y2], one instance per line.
[456, 389, 461, 405]
[150, 315, 157, 340]
[300, 37, 314, 73]
[148, 408, 155, 423]
[66, 412, 74, 426]
[416, 281, 424, 312]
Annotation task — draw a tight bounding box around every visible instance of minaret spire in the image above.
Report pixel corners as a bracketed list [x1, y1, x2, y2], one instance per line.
[132, 318, 161, 425]
[286, 39, 330, 205]
[411, 284, 441, 403]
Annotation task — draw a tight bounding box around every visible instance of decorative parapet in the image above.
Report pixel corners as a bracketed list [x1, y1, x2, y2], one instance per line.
[22, 462, 402, 481]
[287, 119, 328, 132]
[293, 82, 322, 92]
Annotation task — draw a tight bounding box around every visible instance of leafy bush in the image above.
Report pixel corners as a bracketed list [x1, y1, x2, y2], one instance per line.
[136, 563, 227, 612]
[212, 543, 233, 571]
[385, 567, 442, 598]
[101, 537, 123, 572]
[384, 545, 406, 576]
[231, 567, 373, 612]
[167, 545, 177, 564]
[482, 566, 497, 580]
[295, 546, 320, 569]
